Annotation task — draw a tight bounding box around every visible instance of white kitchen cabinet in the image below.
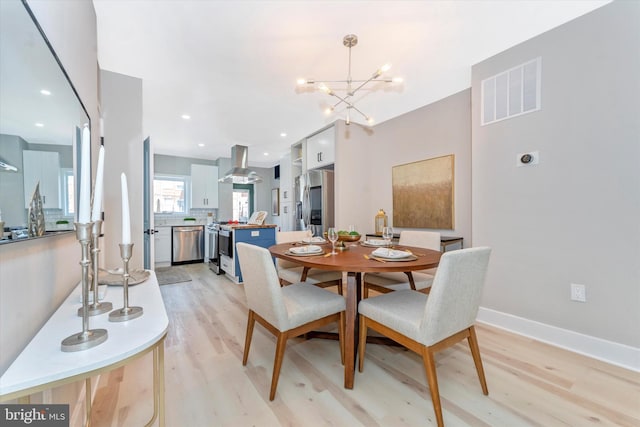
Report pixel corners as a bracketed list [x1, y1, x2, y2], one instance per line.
[154, 226, 171, 265]
[23, 150, 60, 209]
[190, 164, 218, 208]
[305, 126, 335, 170]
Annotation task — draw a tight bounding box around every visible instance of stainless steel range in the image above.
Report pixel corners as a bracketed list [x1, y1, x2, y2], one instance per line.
[207, 221, 246, 274]
[206, 223, 222, 274]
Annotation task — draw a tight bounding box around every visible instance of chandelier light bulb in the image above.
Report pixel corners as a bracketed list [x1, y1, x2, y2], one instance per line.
[324, 107, 334, 115]
[367, 117, 375, 125]
[296, 78, 307, 85]
[381, 63, 392, 72]
[392, 77, 404, 83]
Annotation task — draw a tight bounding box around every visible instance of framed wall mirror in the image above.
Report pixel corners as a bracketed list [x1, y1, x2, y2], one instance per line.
[0, 0, 90, 244]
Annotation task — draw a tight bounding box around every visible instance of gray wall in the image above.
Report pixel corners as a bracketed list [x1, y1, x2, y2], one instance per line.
[471, 1, 640, 347]
[154, 153, 217, 176]
[334, 89, 472, 244]
[0, 134, 27, 226]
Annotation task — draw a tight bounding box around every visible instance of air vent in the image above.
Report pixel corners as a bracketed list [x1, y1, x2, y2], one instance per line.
[481, 57, 541, 126]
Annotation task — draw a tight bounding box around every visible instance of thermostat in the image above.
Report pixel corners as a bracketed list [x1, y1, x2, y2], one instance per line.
[517, 151, 539, 167]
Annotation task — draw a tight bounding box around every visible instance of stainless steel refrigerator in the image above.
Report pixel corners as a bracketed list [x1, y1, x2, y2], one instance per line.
[295, 169, 334, 235]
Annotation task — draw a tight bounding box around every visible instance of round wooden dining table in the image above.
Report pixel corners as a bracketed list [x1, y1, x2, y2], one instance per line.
[269, 241, 442, 389]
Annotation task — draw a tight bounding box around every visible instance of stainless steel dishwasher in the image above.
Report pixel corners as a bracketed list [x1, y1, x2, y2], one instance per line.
[171, 225, 204, 265]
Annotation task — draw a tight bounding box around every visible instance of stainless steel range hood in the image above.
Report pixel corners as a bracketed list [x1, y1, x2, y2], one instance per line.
[218, 145, 262, 184]
[0, 160, 18, 172]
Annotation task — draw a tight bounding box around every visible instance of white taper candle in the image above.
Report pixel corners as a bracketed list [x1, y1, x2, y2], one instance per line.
[91, 145, 104, 222]
[121, 173, 131, 244]
[78, 125, 91, 223]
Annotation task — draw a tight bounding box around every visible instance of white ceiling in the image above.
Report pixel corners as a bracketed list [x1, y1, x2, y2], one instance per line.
[93, 0, 609, 168]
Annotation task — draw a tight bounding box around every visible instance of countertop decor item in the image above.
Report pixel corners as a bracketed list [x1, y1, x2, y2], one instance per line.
[78, 219, 112, 317]
[109, 243, 143, 322]
[27, 182, 45, 237]
[374, 209, 388, 236]
[337, 232, 361, 242]
[61, 222, 108, 352]
[99, 269, 150, 286]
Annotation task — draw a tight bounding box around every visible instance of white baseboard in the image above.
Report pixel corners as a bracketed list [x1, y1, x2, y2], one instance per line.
[477, 307, 640, 372]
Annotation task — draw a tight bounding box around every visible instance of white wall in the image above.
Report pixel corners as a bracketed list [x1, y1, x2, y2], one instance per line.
[471, 1, 640, 350]
[100, 70, 144, 270]
[334, 90, 472, 244]
[0, 0, 98, 391]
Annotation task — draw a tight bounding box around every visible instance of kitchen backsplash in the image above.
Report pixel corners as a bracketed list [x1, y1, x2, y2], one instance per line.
[154, 208, 218, 225]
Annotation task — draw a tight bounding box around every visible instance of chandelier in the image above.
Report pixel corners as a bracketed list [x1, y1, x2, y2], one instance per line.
[297, 34, 403, 125]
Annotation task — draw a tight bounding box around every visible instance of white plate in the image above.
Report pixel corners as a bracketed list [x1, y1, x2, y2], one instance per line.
[289, 245, 323, 255]
[301, 237, 327, 244]
[361, 239, 389, 247]
[371, 248, 412, 259]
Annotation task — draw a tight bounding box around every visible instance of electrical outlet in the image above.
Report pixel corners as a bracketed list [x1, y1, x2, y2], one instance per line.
[570, 283, 586, 302]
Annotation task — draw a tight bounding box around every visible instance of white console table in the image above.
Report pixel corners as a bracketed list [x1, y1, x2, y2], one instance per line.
[0, 271, 168, 427]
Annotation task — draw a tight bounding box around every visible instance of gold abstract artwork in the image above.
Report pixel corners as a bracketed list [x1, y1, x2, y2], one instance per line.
[392, 154, 454, 229]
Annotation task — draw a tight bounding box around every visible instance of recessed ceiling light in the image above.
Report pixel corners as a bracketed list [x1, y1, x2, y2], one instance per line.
[35, 123, 44, 127]
[263, 152, 269, 156]
[198, 143, 205, 147]
[40, 89, 51, 95]
[280, 132, 287, 137]
[181, 114, 191, 120]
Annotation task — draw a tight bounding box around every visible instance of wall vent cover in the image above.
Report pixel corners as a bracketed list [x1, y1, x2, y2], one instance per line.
[481, 57, 541, 126]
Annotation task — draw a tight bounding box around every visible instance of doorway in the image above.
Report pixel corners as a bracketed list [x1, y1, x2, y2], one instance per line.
[232, 184, 253, 222]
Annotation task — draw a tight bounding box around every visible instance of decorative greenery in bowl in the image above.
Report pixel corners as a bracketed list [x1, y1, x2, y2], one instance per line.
[337, 230, 361, 242]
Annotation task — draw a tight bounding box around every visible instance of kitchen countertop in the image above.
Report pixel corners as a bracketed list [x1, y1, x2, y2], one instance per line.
[221, 224, 277, 230]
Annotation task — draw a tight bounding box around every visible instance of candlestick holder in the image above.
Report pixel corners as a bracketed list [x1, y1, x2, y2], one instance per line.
[109, 243, 143, 322]
[78, 220, 112, 316]
[61, 222, 108, 352]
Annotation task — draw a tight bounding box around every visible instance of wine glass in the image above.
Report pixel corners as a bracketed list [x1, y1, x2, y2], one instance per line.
[382, 226, 394, 247]
[327, 227, 338, 255]
[306, 224, 316, 239]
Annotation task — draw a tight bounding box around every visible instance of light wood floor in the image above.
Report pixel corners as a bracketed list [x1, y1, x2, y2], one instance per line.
[91, 263, 640, 426]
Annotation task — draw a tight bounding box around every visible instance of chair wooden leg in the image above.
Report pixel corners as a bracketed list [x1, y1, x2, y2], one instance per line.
[337, 280, 343, 295]
[242, 310, 256, 365]
[358, 315, 367, 372]
[363, 283, 369, 299]
[339, 312, 345, 365]
[421, 346, 444, 427]
[467, 326, 489, 395]
[269, 332, 289, 401]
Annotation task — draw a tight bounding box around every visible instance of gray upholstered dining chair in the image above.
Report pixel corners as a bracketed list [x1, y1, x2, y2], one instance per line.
[276, 230, 343, 294]
[236, 242, 346, 401]
[358, 247, 491, 427]
[363, 230, 441, 298]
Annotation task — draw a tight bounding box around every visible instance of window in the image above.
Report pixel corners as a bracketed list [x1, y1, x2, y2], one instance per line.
[154, 175, 188, 213]
[233, 184, 253, 222]
[61, 169, 75, 216]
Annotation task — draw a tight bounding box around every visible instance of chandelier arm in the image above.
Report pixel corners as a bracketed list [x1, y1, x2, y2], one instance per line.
[349, 104, 370, 121]
[313, 79, 376, 84]
[350, 74, 379, 96]
[329, 91, 353, 108]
